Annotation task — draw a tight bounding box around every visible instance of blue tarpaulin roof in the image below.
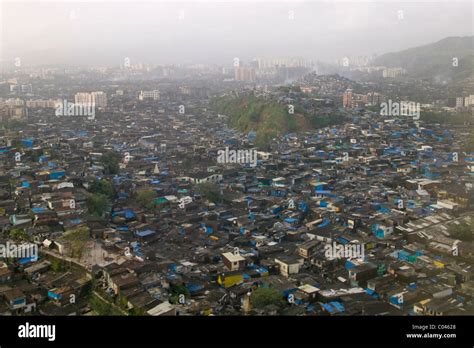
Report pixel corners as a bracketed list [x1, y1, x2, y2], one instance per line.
[19, 255, 38, 265]
[48, 291, 62, 300]
[136, 229, 155, 237]
[49, 171, 65, 179]
[317, 219, 330, 228]
[21, 138, 34, 147]
[125, 209, 135, 219]
[321, 303, 335, 313]
[112, 209, 136, 219]
[187, 283, 204, 293]
[330, 301, 345, 312]
[345, 259, 356, 269]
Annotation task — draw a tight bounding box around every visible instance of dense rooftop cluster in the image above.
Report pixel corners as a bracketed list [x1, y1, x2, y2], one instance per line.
[0, 72, 473, 317]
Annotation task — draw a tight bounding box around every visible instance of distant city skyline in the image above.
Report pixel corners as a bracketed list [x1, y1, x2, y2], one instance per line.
[1, 0, 472, 67]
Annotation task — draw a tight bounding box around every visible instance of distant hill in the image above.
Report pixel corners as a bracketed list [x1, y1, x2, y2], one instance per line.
[373, 36, 474, 85]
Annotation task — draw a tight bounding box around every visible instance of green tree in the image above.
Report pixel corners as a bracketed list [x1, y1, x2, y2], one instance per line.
[169, 284, 190, 304]
[136, 189, 157, 211]
[50, 259, 65, 272]
[198, 182, 226, 204]
[251, 287, 285, 309]
[101, 151, 120, 175]
[89, 179, 115, 198]
[61, 227, 90, 259]
[89, 295, 124, 316]
[87, 194, 109, 217]
[449, 222, 473, 242]
[129, 307, 147, 316]
[9, 228, 29, 241]
[117, 295, 129, 310]
[464, 131, 474, 153]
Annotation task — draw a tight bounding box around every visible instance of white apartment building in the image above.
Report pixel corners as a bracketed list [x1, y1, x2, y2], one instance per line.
[138, 90, 160, 100]
[74, 91, 107, 108]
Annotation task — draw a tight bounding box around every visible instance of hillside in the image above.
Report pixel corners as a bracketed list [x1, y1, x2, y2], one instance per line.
[373, 36, 474, 85]
[210, 94, 344, 147]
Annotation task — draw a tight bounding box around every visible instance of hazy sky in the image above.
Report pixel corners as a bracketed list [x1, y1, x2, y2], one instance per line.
[1, 0, 473, 66]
